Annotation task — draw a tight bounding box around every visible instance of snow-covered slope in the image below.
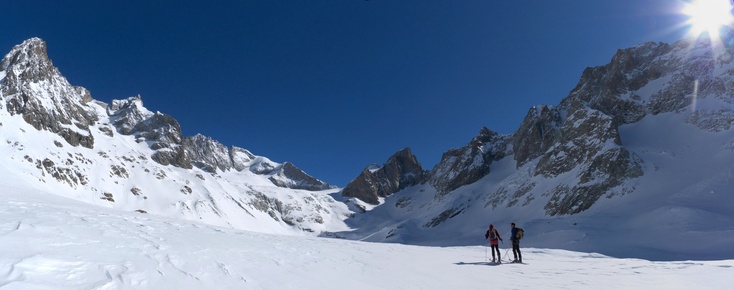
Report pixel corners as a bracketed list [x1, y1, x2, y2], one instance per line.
[1, 181, 731, 289]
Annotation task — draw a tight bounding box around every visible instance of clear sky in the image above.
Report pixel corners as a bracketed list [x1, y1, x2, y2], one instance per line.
[2, 1, 700, 186]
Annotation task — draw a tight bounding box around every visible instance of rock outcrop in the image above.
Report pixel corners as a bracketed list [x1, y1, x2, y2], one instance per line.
[342, 148, 424, 205]
[107, 96, 191, 169]
[428, 127, 510, 196]
[184, 134, 232, 173]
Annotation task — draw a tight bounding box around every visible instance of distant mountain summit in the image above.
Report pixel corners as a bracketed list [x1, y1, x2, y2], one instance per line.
[0, 38, 343, 235]
[342, 147, 424, 205]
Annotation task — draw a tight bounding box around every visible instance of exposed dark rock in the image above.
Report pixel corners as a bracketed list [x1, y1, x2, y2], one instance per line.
[36, 158, 88, 187]
[512, 106, 562, 167]
[342, 148, 424, 205]
[429, 127, 510, 196]
[98, 126, 114, 137]
[135, 113, 191, 169]
[105, 96, 191, 169]
[101, 192, 114, 202]
[535, 101, 622, 178]
[183, 134, 232, 173]
[423, 207, 463, 228]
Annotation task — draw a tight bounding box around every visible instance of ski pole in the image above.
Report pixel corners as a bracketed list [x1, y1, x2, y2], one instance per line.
[484, 246, 489, 262]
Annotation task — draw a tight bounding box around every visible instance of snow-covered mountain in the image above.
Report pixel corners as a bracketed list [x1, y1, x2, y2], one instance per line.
[338, 32, 734, 260]
[3, 32, 734, 263]
[0, 38, 347, 235]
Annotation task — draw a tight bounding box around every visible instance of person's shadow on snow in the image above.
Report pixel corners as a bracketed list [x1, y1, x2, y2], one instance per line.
[454, 262, 501, 266]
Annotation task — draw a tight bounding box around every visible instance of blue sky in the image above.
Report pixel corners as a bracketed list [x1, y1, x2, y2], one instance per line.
[2, 1, 698, 186]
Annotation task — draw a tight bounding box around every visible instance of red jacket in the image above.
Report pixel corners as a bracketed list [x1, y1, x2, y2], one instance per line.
[485, 228, 502, 246]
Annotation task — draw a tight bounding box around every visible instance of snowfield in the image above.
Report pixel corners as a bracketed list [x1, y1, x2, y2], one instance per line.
[0, 182, 731, 290]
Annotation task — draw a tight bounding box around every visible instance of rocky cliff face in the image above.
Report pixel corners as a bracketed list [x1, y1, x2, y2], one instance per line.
[512, 105, 563, 168]
[342, 148, 424, 205]
[568, 37, 734, 132]
[183, 134, 232, 173]
[531, 99, 644, 215]
[529, 34, 734, 214]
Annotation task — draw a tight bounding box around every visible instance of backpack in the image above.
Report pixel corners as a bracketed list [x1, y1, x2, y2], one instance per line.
[516, 228, 524, 240]
[489, 229, 497, 240]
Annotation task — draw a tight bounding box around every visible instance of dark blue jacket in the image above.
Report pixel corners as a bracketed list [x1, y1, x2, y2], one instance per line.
[511, 227, 518, 242]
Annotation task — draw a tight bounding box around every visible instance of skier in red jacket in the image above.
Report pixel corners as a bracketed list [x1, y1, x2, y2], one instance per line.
[484, 224, 503, 263]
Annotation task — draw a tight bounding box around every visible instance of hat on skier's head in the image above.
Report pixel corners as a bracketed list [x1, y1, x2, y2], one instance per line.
[489, 224, 494, 229]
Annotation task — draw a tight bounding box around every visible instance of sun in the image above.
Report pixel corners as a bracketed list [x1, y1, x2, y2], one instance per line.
[683, 0, 734, 37]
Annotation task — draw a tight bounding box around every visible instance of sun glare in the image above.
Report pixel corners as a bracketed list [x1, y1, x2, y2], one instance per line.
[683, 0, 734, 37]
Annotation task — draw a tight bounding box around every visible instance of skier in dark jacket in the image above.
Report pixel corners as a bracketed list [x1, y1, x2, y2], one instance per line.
[484, 224, 503, 263]
[510, 222, 522, 263]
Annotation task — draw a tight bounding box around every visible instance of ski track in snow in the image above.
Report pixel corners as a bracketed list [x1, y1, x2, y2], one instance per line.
[0, 184, 732, 290]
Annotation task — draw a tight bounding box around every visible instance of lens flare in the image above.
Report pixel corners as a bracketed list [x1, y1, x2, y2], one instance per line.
[692, 79, 699, 113]
[683, 0, 734, 37]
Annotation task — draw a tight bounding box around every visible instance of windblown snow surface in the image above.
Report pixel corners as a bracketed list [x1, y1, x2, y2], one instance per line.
[1, 174, 732, 289]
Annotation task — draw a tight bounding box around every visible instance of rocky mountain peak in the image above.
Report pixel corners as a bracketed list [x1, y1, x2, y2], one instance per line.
[1, 37, 97, 148]
[342, 147, 424, 205]
[107, 95, 153, 135]
[0, 38, 52, 82]
[428, 127, 509, 196]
